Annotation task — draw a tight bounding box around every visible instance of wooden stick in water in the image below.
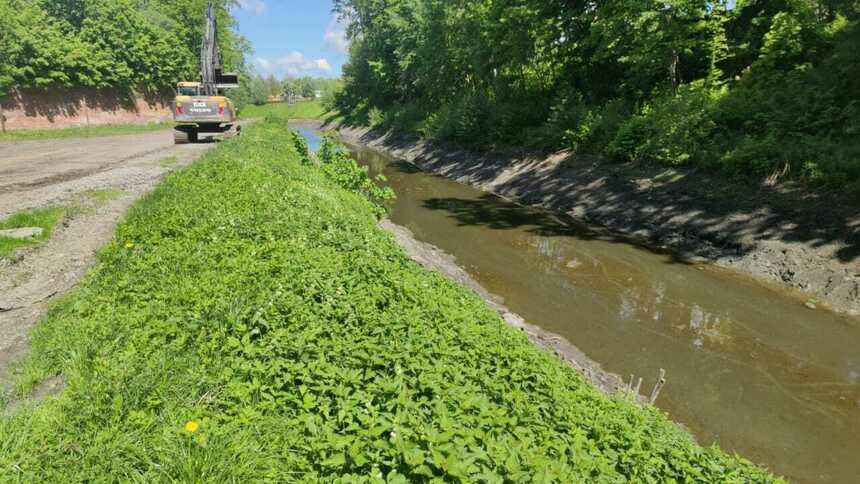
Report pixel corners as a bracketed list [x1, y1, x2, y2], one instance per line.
[649, 369, 666, 404]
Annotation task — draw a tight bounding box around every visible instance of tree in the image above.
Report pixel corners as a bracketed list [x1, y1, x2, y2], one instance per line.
[265, 75, 281, 97]
[334, 0, 860, 188]
[0, 0, 248, 94]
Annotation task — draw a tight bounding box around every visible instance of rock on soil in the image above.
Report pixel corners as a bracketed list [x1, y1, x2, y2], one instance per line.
[0, 227, 43, 239]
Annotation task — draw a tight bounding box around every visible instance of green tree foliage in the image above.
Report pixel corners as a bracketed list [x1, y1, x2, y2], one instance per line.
[231, 74, 269, 107]
[0, 0, 247, 94]
[232, 75, 343, 109]
[264, 75, 281, 97]
[335, 0, 860, 189]
[284, 77, 343, 100]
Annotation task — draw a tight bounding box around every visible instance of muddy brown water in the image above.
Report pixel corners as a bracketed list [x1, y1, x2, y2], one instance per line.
[298, 127, 860, 483]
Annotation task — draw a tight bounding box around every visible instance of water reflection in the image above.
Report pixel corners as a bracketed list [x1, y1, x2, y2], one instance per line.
[293, 126, 321, 152]
[339, 142, 860, 483]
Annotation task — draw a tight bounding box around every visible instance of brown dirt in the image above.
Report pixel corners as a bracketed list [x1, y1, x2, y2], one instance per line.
[1, 88, 171, 130]
[334, 124, 860, 316]
[0, 130, 223, 396]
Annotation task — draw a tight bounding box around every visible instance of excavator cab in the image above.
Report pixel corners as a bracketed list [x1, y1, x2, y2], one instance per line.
[176, 82, 202, 97]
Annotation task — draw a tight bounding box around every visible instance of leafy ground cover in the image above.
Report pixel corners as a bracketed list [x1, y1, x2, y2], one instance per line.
[0, 119, 780, 482]
[0, 122, 171, 142]
[0, 207, 65, 258]
[241, 100, 330, 121]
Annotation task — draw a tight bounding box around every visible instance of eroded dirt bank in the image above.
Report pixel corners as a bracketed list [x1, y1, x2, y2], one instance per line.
[333, 123, 860, 316]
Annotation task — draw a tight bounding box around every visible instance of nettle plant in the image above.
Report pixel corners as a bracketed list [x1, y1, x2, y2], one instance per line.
[317, 134, 395, 217]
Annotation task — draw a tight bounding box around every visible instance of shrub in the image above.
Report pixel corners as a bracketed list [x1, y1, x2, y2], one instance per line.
[608, 84, 721, 165]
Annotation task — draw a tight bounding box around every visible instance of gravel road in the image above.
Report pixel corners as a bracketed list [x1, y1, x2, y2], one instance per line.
[0, 130, 219, 396]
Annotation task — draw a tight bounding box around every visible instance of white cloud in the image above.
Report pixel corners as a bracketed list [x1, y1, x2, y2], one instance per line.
[255, 57, 271, 70]
[256, 52, 333, 77]
[323, 15, 350, 54]
[236, 0, 266, 15]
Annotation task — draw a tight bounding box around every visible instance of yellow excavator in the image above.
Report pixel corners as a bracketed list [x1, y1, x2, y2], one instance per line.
[172, 1, 239, 144]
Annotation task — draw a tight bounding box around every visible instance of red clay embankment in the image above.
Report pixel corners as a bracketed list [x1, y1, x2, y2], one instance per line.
[1, 88, 171, 131]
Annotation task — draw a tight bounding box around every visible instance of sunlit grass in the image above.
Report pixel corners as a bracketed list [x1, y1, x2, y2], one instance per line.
[0, 122, 172, 142]
[0, 207, 66, 258]
[83, 189, 123, 204]
[239, 100, 332, 120]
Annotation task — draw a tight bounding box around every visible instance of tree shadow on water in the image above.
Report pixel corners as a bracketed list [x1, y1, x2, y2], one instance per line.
[421, 194, 694, 264]
[360, 127, 860, 266]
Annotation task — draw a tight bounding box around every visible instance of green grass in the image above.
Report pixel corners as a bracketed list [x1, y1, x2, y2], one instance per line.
[0, 120, 780, 482]
[0, 207, 65, 258]
[83, 188, 123, 204]
[0, 122, 172, 142]
[159, 156, 180, 167]
[240, 100, 329, 120]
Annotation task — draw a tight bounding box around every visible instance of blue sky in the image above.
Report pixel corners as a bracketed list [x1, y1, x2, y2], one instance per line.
[233, 0, 347, 79]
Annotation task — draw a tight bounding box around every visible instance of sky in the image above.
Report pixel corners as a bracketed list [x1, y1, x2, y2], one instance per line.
[233, 0, 347, 79]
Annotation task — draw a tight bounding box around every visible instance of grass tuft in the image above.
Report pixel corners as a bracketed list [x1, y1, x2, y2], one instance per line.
[0, 207, 66, 258]
[158, 156, 180, 167]
[83, 189, 123, 204]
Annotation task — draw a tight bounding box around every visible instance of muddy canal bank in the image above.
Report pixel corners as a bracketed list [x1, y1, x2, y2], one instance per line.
[331, 123, 860, 316]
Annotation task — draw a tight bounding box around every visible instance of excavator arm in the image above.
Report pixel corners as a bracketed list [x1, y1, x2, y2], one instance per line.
[172, 1, 239, 144]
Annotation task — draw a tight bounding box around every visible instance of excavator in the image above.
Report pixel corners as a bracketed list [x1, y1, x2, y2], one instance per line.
[172, 1, 239, 144]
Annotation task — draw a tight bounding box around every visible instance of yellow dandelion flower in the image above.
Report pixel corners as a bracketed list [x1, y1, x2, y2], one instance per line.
[184, 420, 199, 433]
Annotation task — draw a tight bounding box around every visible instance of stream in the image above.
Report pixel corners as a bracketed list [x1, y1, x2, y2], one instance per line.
[298, 127, 860, 483]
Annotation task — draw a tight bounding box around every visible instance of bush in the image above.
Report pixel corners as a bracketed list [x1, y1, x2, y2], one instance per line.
[565, 99, 632, 154]
[608, 84, 721, 165]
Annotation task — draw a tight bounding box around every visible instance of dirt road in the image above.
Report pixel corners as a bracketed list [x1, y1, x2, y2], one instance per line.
[0, 130, 218, 394]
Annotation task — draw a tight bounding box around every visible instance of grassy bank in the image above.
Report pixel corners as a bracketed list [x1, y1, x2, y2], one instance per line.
[0, 122, 172, 142]
[0, 207, 66, 258]
[0, 119, 778, 481]
[240, 100, 329, 121]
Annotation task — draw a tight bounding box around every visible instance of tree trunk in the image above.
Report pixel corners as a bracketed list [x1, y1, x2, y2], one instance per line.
[0, 100, 5, 133]
[670, 49, 680, 92]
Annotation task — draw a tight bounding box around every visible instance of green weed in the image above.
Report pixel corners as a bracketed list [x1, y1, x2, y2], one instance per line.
[0, 207, 65, 258]
[84, 189, 123, 204]
[159, 156, 180, 167]
[0, 120, 780, 482]
[240, 101, 329, 121]
[0, 122, 172, 142]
